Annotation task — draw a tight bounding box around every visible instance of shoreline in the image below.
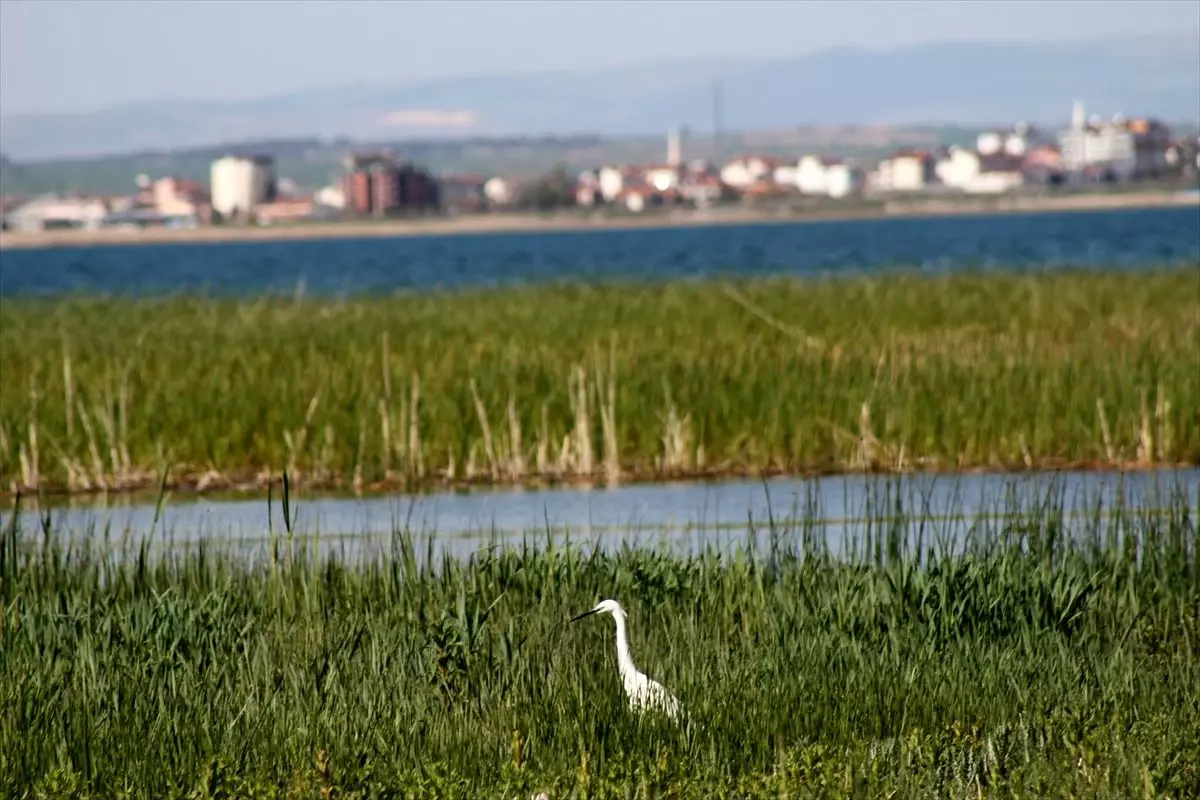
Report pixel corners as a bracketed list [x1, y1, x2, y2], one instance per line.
[5, 458, 1195, 508]
[2, 189, 1196, 251]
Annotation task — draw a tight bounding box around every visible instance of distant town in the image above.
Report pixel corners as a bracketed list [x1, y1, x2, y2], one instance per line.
[2, 101, 1198, 234]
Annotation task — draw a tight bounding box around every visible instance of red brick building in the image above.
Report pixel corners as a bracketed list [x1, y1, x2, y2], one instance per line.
[342, 152, 440, 217]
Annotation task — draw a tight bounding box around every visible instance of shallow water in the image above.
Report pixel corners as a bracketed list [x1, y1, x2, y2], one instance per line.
[5, 468, 1196, 565]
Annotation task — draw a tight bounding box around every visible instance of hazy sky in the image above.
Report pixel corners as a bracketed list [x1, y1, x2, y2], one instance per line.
[1, 0, 1194, 116]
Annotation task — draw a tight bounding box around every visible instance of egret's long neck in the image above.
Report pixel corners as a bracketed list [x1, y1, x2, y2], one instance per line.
[612, 611, 638, 679]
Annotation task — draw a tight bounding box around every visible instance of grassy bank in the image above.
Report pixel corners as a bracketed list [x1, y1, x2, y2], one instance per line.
[1, 267, 1198, 496]
[2, 483, 1198, 797]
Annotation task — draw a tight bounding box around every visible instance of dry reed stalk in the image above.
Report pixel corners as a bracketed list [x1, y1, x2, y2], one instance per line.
[196, 468, 223, 493]
[465, 442, 480, 480]
[536, 405, 549, 476]
[870, 340, 889, 403]
[62, 342, 74, 440]
[658, 385, 691, 474]
[1018, 434, 1033, 469]
[56, 451, 90, 492]
[409, 373, 423, 478]
[318, 425, 335, 483]
[469, 378, 498, 480]
[557, 434, 572, 477]
[506, 396, 525, 480]
[570, 366, 593, 476]
[22, 376, 40, 489]
[853, 401, 879, 471]
[1155, 382, 1171, 462]
[397, 397, 409, 476]
[1096, 399, 1115, 463]
[380, 332, 394, 477]
[99, 370, 121, 482]
[596, 343, 620, 484]
[0, 424, 9, 483]
[378, 398, 392, 477]
[18, 445, 32, 490]
[118, 368, 131, 480]
[98, 398, 120, 483]
[1137, 388, 1153, 466]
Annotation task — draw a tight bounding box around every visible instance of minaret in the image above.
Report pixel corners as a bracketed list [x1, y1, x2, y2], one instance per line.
[667, 127, 682, 168]
[1071, 99, 1085, 130]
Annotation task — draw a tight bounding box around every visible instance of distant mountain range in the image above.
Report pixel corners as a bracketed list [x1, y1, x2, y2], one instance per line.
[2, 33, 1198, 161]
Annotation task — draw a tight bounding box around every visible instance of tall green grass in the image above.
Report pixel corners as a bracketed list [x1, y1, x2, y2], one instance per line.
[2, 267, 1198, 495]
[2, 480, 1198, 797]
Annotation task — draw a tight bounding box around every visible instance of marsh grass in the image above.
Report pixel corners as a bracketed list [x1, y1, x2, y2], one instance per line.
[1, 267, 1198, 495]
[1, 476, 1198, 798]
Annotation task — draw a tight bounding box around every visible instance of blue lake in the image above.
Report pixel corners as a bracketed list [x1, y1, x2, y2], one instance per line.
[2, 205, 1198, 297]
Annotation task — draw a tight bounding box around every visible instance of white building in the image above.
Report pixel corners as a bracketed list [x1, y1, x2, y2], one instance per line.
[719, 155, 779, 189]
[678, 176, 723, 207]
[796, 156, 829, 195]
[483, 176, 515, 206]
[624, 189, 648, 213]
[643, 166, 679, 193]
[151, 177, 208, 218]
[780, 156, 863, 198]
[773, 164, 798, 189]
[1060, 124, 1134, 179]
[938, 147, 1024, 194]
[872, 151, 934, 192]
[597, 166, 629, 203]
[1058, 101, 1170, 180]
[314, 184, 346, 210]
[937, 147, 974, 187]
[825, 163, 864, 199]
[4, 194, 109, 232]
[210, 155, 276, 217]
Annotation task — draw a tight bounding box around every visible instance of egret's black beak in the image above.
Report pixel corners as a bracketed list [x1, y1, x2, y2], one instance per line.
[571, 608, 601, 623]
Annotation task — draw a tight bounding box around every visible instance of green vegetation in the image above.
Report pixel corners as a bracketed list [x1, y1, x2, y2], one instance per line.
[2, 268, 1198, 496]
[2, 479, 1197, 797]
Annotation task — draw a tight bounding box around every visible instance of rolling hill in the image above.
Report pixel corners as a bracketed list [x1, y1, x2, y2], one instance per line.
[2, 33, 1197, 161]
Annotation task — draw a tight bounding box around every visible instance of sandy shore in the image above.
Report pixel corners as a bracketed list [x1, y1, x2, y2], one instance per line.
[1, 190, 1195, 251]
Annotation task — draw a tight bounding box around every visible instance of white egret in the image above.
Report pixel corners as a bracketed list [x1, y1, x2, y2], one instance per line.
[571, 598, 681, 720]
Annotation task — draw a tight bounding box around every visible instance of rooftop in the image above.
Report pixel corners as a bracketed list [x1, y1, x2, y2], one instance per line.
[978, 154, 1025, 173]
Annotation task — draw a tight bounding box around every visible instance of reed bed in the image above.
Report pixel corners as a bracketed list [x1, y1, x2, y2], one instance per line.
[1, 267, 1197, 495]
[1, 478, 1197, 798]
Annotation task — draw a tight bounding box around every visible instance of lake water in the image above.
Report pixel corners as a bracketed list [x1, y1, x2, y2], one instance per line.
[2, 205, 1198, 297]
[6, 468, 1196, 565]
[3, 207, 1197, 564]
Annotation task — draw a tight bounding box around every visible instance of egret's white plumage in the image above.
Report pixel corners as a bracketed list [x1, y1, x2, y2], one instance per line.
[571, 598, 680, 720]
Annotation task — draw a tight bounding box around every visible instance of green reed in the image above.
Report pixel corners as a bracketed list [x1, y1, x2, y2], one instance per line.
[1, 267, 1197, 495]
[1, 476, 1198, 798]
